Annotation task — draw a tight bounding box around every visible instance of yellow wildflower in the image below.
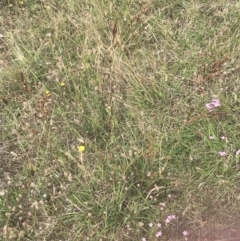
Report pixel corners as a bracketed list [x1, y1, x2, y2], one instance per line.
[60, 82, 65, 86]
[45, 90, 50, 96]
[78, 145, 85, 152]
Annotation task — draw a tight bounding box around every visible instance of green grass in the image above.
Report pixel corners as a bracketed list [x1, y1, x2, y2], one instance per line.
[1, 0, 240, 240]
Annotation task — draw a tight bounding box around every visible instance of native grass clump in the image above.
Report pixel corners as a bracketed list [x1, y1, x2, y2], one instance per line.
[1, 0, 240, 240]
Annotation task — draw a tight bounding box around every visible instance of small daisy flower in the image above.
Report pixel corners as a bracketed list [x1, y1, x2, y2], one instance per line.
[156, 231, 162, 238]
[149, 223, 153, 228]
[209, 136, 214, 140]
[236, 150, 240, 155]
[219, 151, 227, 157]
[221, 136, 226, 140]
[142, 238, 146, 241]
[138, 222, 144, 227]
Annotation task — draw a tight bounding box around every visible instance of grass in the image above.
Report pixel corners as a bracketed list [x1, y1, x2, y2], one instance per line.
[1, 0, 240, 240]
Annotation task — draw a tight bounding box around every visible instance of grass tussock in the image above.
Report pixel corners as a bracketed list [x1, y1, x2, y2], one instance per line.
[1, 0, 240, 240]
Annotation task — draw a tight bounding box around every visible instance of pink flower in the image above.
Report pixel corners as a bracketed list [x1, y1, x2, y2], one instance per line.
[165, 218, 171, 223]
[219, 151, 227, 157]
[236, 150, 240, 155]
[157, 222, 162, 228]
[156, 231, 162, 238]
[206, 99, 221, 111]
[212, 99, 221, 107]
[183, 230, 188, 236]
[165, 214, 177, 223]
[142, 238, 146, 241]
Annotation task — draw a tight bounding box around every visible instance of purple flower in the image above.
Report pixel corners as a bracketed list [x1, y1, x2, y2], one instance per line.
[219, 151, 227, 157]
[236, 150, 240, 155]
[206, 99, 221, 111]
[183, 230, 188, 236]
[156, 231, 162, 238]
